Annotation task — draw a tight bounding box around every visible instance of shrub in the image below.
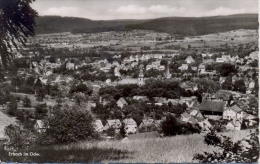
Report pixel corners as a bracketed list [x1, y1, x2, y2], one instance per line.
[193, 129, 259, 163]
[161, 115, 200, 136]
[37, 105, 99, 145]
[4, 124, 31, 149]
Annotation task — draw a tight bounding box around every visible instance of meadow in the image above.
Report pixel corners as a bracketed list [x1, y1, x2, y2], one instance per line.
[0, 130, 252, 163]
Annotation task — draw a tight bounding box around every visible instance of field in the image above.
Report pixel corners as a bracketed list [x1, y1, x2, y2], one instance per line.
[0, 129, 253, 163]
[10, 92, 75, 107]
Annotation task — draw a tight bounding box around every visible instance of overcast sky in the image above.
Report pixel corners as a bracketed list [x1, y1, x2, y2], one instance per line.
[31, 0, 258, 20]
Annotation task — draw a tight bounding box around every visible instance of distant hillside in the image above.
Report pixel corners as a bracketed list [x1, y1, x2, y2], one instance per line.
[126, 14, 258, 36]
[35, 16, 102, 34]
[35, 14, 258, 36]
[35, 16, 148, 34]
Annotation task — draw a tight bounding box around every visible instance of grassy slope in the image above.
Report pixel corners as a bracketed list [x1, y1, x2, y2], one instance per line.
[0, 130, 251, 163]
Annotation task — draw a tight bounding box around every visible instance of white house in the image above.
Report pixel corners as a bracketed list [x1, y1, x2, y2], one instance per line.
[216, 58, 225, 63]
[34, 120, 46, 133]
[226, 120, 241, 130]
[198, 118, 212, 131]
[66, 62, 75, 70]
[117, 97, 128, 109]
[248, 80, 255, 89]
[185, 56, 195, 64]
[159, 65, 165, 71]
[104, 119, 122, 131]
[139, 118, 155, 130]
[105, 78, 111, 84]
[180, 112, 191, 122]
[123, 118, 137, 134]
[223, 104, 244, 121]
[178, 64, 189, 71]
[94, 120, 104, 132]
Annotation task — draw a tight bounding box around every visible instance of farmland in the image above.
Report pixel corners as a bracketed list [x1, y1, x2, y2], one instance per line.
[30, 29, 258, 53]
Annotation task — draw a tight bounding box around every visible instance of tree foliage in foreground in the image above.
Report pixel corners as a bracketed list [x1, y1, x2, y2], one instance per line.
[4, 124, 30, 149]
[0, 0, 38, 68]
[193, 129, 259, 163]
[37, 105, 99, 145]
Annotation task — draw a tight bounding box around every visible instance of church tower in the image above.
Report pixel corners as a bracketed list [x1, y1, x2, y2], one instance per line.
[138, 64, 145, 86]
[165, 61, 172, 79]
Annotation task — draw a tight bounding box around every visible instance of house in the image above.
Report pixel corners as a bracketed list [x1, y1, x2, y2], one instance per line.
[179, 82, 198, 92]
[159, 65, 165, 71]
[249, 51, 258, 60]
[219, 77, 227, 85]
[191, 67, 197, 71]
[133, 96, 149, 102]
[117, 97, 128, 108]
[185, 56, 195, 64]
[105, 78, 111, 84]
[178, 64, 189, 71]
[226, 120, 241, 130]
[179, 96, 197, 104]
[188, 117, 198, 125]
[248, 80, 255, 89]
[181, 112, 191, 122]
[216, 58, 225, 63]
[139, 118, 155, 131]
[223, 104, 244, 121]
[243, 114, 257, 126]
[34, 120, 46, 133]
[66, 62, 75, 70]
[187, 108, 203, 119]
[222, 55, 231, 61]
[167, 99, 180, 106]
[198, 118, 212, 131]
[146, 64, 153, 71]
[112, 61, 120, 67]
[123, 118, 137, 134]
[153, 97, 167, 104]
[215, 90, 232, 101]
[104, 119, 122, 131]
[94, 120, 104, 132]
[114, 67, 121, 77]
[198, 64, 206, 73]
[197, 100, 225, 116]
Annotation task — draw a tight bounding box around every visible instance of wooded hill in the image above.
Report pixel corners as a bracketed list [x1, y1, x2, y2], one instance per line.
[35, 14, 258, 36]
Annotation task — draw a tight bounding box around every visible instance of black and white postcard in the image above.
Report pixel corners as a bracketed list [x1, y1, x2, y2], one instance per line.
[0, 0, 259, 163]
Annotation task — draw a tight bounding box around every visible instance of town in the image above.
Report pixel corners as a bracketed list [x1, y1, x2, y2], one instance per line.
[0, 21, 259, 163]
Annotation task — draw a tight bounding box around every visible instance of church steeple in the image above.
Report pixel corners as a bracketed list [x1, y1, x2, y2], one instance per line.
[165, 61, 172, 79]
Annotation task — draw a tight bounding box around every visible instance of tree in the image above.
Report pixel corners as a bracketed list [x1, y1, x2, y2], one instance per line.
[233, 80, 246, 93]
[0, 0, 38, 68]
[4, 124, 31, 149]
[193, 129, 259, 163]
[23, 96, 31, 107]
[35, 103, 48, 119]
[119, 123, 126, 138]
[106, 127, 116, 137]
[69, 83, 93, 96]
[7, 98, 17, 116]
[74, 92, 88, 106]
[38, 105, 98, 145]
[222, 76, 233, 90]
